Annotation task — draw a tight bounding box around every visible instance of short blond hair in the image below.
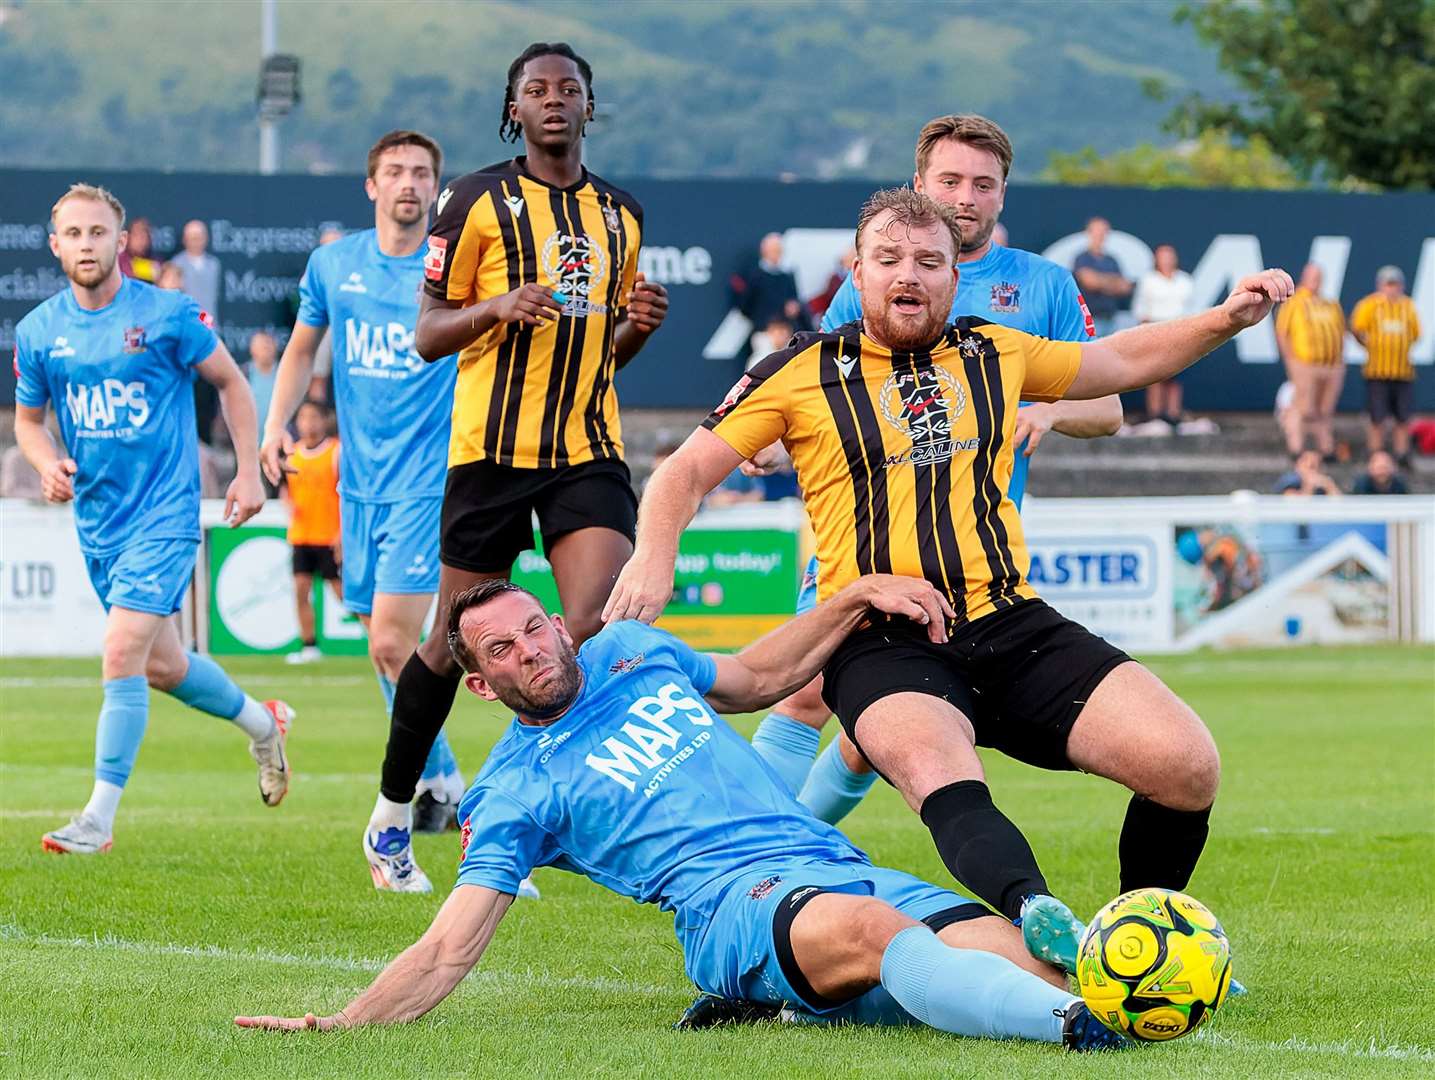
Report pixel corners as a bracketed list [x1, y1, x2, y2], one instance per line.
[51, 183, 126, 228]
[915, 114, 1013, 181]
[855, 187, 963, 262]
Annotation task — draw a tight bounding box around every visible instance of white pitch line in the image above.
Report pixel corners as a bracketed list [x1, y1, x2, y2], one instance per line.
[0, 675, 372, 689]
[3, 925, 1434, 1061]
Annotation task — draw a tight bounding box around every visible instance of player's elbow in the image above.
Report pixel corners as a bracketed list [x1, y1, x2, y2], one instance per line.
[1094, 396, 1124, 435]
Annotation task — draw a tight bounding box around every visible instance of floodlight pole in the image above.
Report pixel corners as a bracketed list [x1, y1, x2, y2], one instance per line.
[259, 0, 279, 175]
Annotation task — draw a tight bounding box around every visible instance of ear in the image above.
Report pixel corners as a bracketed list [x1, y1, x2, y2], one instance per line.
[364, 176, 378, 204]
[550, 613, 575, 650]
[49, 231, 61, 259]
[851, 254, 864, 294]
[116, 228, 129, 255]
[463, 671, 499, 702]
[911, 170, 924, 193]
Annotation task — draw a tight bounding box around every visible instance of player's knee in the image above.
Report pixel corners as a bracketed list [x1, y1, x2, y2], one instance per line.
[417, 632, 461, 678]
[144, 652, 187, 692]
[1154, 736, 1221, 810]
[561, 607, 605, 647]
[367, 629, 412, 682]
[847, 898, 919, 961]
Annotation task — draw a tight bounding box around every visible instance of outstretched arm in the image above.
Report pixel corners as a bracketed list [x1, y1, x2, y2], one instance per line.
[604, 428, 745, 624]
[704, 575, 955, 714]
[236, 885, 511, 1031]
[1063, 269, 1293, 400]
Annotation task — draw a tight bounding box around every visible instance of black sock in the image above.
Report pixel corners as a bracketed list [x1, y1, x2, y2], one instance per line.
[379, 652, 461, 804]
[301, 636, 317, 647]
[1118, 795, 1212, 893]
[920, 779, 1050, 921]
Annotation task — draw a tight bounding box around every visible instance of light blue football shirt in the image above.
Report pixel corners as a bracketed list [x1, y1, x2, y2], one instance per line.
[14, 278, 217, 556]
[821, 243, 1094, 506]
[296, 229, 456, 502]
[456, 621, 869, 941]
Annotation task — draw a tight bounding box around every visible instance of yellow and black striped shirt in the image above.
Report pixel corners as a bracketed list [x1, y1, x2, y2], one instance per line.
[703, 320, 1082, 624]
[1350, 293, 1421, 381]
[425, 157, 642, 469]
[1275, 288, 1346, 366]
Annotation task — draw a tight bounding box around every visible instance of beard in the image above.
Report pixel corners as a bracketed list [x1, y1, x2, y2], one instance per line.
[957, 210, 997, 253]
[864, 290, 951, 352]
[493, 639, 584, 720]
[65, 249, 116, 288]
[389, 198, 426, 227]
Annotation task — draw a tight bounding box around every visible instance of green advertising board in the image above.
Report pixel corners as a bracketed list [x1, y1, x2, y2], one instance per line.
[207, 522, 801, 655]
[206, 525, 367, 656]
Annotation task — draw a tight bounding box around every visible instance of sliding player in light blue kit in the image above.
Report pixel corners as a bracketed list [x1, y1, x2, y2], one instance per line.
[262, 131, 486, 893]
[236, 577, 1124, 1052]
[746, 114, 1122, 824]
[14, 184, 291, 855]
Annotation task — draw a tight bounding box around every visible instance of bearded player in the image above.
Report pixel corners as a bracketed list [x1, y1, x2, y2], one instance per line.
[14, 184, 291, 855]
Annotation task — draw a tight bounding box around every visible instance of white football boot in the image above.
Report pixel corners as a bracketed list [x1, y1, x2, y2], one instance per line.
[249, 700, 294, 807]
[41, 812, 113, 855]
[364, 822, 434, 893]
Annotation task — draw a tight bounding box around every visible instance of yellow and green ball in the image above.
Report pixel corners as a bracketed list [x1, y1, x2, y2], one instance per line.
[1076, 887, 1233, 1042]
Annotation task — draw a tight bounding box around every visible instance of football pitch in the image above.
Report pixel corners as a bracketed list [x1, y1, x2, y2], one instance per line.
[2, 645, 1432, 1079]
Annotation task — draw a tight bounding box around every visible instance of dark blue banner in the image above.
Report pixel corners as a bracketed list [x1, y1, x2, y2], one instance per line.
[3, 169, 1430, 411]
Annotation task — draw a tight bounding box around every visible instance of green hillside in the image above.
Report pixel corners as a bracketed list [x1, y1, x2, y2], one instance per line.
[0, 0, 1236, 178]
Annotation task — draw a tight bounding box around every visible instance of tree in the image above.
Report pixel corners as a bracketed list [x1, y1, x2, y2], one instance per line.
[1165, 0, 1435, 189]
[1043, 132, 1304, 189]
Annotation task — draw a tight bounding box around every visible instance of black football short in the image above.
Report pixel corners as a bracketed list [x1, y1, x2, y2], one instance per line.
[821, 598, 1131, 772]
[440, 457, 637, 573]
[291, 543, 340, 581]
[1365, 378, 1414, 425]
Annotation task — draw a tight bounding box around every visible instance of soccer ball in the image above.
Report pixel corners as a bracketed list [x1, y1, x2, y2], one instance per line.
[1076, 887, 1232, 1042]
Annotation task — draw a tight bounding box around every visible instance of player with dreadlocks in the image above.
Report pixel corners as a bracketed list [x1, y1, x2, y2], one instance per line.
[361, 42, 670, 893]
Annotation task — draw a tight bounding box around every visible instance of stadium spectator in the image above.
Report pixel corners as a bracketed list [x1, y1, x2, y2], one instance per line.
[1274, 263, 1346, 460]
[1072, 216, 1131, 337]
[1351, 265, 1422, 466]
[729, 232, 811, 350]
[156, 261, 185, 290]
[1351, 449, 1408, 495]
[173, 219, 221, 319]
[283, 400, 342, 665]
[747, 314, 793, 371]
[116, 217, 160, 283]
[1275, 449, 1342, 497]
[245, 330, 279, 439]
[806, 246, 856, 321]
[1130, 243, 1200, 434]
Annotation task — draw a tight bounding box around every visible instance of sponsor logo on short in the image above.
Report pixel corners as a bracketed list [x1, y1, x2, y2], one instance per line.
[748, 875, 783, 901]
[786, 886, 820, 908]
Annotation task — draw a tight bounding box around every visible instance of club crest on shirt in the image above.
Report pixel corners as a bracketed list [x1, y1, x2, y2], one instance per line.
[878, 365, 977, 467]
[122, 325, 147, 353]
[958, 335, 983, 360]
[602, 206, 622, 235]
[608, 652, 646, 675]
[990, 281, 1021, 313]
[747, 875, 782, 900]
[541, 231, 610, 317]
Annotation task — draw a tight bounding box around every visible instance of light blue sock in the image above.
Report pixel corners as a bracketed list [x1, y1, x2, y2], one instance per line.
[376, 674, 397, 715]
[879, 925, 1070, 1042]
[420, 729, 454, 783]
[799, 738, 879, 823]
[750, 713, 821, 795]
[94, 676, 149, 788]
[168, 651, 245, 719]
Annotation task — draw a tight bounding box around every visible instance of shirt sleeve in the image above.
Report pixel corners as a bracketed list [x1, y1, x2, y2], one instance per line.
[296, 248, 329, 328]
[13, 336, 48, 408]
[1349, 298, 1372, 335]
[424, 178, 489, 303]
[819, 272, 861, 332]
[623, 622, 718, 694]
[1050, 270, 1096, 340]
[1014, 330, 1083, 402]
[171, 293, 221, 368]
[700, 346, 803, 459]
[455, 786, 555, 895]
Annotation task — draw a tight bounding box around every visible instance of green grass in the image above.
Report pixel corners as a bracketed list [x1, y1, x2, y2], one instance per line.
[2, 646, 1432, 1079]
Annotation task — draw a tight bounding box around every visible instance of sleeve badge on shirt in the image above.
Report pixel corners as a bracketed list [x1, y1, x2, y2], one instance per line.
[1076, 293, 1096, 338]
[198, 310, 215, 329]
[123, 325, 148, 353]
[458, 815, 472, 863]
[424, 235, 448, 281]
[714, 374, 752, 417]
[989, 281, 1021, 313]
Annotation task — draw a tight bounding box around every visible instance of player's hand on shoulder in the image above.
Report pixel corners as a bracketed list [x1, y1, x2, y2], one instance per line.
[1222, 268, 1295, 329]
[234, 1010, 351, 1033]
[851, 574, 955, 643]
[495, 283, 564, 327]
[625, 272, 668, 334]
[224, 471, 266, 527]
[259, 428, 297, 486]
[603, 553, 673, 626]
[1013, 404, 1055, 458]
[39, 458, 77, 503]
